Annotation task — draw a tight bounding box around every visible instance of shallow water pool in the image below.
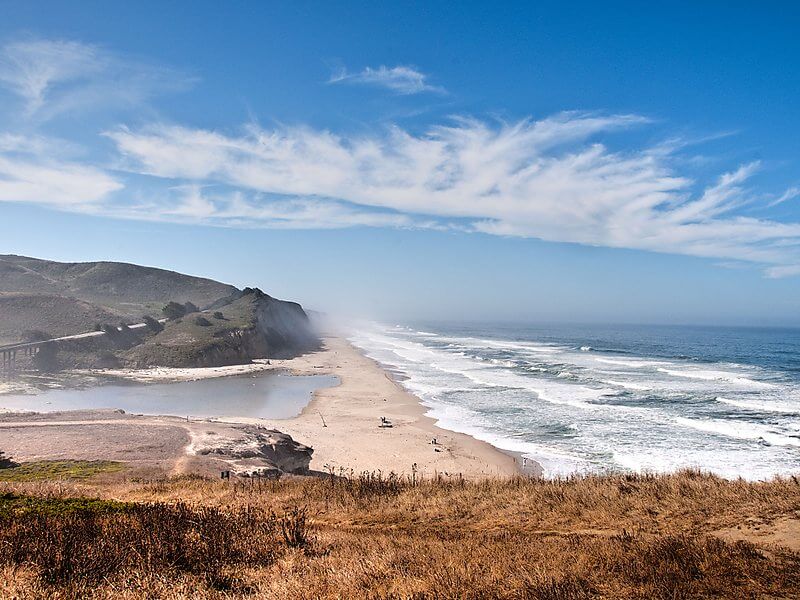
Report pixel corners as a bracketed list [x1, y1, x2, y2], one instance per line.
[0, 372, 339, 419]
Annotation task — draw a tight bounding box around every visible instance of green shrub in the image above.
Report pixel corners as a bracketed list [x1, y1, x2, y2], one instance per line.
[0, 452, 17, 469]
[21, 330, 51, 342]
[32, 342, 58, 372]
[142, 315, 164, 332]
[162, 302, 186, 320]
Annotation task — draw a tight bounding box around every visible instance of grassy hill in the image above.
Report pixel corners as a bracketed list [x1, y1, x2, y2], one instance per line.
[0, 293, 122, 346]
[0, 255, 318, 368]
[124, 289, 317, 367]
[0, 255, 237, 319]
[0, 255, 238, 346]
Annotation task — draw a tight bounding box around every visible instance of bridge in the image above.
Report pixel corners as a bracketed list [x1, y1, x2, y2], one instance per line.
[0, 341, 43, 375]
[0, 320, 163, 376]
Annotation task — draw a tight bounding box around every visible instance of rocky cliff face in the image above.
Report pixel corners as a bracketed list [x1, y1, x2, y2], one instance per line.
[122, 288, 320, 368]
[251, 289, 319, 358]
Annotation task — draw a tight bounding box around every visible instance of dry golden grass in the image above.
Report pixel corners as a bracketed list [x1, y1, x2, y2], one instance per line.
[1, 470, 799, 599]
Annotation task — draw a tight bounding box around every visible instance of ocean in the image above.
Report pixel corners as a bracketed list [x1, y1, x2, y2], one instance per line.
[349, 322, 800, 480]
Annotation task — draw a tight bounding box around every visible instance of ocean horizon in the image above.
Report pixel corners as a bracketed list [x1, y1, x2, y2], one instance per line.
[349, 321, 800, 480]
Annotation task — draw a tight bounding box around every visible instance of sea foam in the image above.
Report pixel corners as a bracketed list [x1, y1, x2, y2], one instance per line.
[350, 323, 800, 481]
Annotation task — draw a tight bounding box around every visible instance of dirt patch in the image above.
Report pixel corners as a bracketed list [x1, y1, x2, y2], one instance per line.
[714, 515, 800, 551]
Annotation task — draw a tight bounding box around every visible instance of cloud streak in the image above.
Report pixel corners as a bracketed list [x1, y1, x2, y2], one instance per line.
[329, 65, 444, 95]
[114, 185, 426, 230]
[0, 37, 194, 120]
[104, 113, 800, 275]
[0, 145, 122, 208]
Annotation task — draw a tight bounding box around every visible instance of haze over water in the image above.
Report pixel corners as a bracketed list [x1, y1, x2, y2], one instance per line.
[350, 323, 800, 480]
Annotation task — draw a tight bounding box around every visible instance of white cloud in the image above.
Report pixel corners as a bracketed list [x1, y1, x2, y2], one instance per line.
[765, 264, 800, 279]
[0, 37, 193, 120]
[0, 39, 99, 115]
[767, 186, 800, 208]
[103, 184, 425, 230]
[0, 153, 122, 207]
[0, 131, 121, 207]
[105, 112, 800, 275]
[329, 65, 444, 95]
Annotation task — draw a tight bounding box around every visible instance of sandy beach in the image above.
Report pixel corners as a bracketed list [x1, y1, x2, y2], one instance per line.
[1, 336, 527, 479]
[259, 335, 523, 478]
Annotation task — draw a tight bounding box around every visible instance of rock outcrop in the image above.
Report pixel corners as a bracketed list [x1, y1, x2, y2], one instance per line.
[193, 425, 314, 475]
[123, 287, 320, 368]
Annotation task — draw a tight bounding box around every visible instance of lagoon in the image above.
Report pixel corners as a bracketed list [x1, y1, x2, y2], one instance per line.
[0, 372, 339, 420]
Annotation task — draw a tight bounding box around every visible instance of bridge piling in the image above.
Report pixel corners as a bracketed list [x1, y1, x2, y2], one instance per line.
[1, 344, 39, 376]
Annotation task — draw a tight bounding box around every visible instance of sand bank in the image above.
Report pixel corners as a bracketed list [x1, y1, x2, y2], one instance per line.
[74, 359, 278, 384]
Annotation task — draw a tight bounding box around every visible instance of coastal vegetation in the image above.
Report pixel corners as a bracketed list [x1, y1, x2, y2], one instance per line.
[0, 255, 236, 325]
[124, 289, 317, 368]
[0, 255, 319, 372]
[0, 460, 124, 482]
[1, 470, 798, 598]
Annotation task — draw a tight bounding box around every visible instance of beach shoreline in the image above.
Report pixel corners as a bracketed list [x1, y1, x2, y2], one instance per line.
[1, 335, 531, 479]
[251, 335, 526, 478]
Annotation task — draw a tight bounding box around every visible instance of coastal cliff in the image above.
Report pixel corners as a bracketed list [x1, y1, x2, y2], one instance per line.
[123, 288, 319, 368]
[0, 256, 320, 371]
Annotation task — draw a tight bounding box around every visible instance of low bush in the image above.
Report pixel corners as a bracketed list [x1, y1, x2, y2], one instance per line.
[0, 499, 301, 592]
[142, 315, 164, 332]
[0, 452, 17, 469]
[32, 341, 58, 372]
[20, 330, 51, 342]
[162, 302, 186, 320]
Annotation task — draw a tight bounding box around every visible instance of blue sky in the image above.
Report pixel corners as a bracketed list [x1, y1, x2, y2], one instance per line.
[1, 1, 799, 325]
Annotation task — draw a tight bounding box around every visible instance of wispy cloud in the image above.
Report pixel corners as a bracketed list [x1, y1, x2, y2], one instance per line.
[765, 264, 800, 279]
[0, 37, 194, 120]
[0, 36, 797, 277]
[0, 137, 122, 207]
[104, 112, 800, 276]
[329, 65, 444, 95]
[100, 185, 427, 230]
[767, 186, 800, 208]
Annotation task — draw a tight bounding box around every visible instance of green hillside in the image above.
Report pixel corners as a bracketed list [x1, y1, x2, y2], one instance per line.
[124, 289, 317, 367]
[0, 293, 122, 346]
[0, 255, 237, 319]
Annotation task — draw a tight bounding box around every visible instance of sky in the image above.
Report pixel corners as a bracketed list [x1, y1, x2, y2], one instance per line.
[0, 1, 799, 326]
